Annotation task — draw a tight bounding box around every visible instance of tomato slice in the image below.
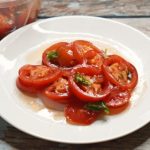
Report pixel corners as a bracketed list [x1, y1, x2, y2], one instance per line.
[105, 87, 131, 108]
[69, 65, 112, 102]
[42, 74, 71, 104]
[56, 43, 78, 67]
[109, 103, 129, 115]
[16, 78, 39, 94]
[42, 42, 78, 68]
[72, 40, 103, 64]
[42, 42, 68, 67]
[18, 65, 61, 88]
[72, 40, 104, 67]
[85, 50, 104, 68]
[102, 55, 138, 90]
[65, 101, 100, 125]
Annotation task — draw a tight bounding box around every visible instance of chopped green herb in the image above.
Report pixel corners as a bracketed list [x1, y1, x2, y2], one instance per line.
[85, 101, 110, 114]
[47, 51, 58, 60]
[75, 73, 91, 86]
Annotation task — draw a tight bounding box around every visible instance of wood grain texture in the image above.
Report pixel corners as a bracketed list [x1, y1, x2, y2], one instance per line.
[0, 18, 150, 150]
[39, 0, 150, 17]
[0, 118, 149, 150]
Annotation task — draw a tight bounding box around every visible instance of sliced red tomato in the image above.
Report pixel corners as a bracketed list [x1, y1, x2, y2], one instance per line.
[102, 55, 138, 90]
[85, 50, 104, 68]
[42, 74, 71, 104]
[56, 43, 78, 67]
[18, 65, 61, 88]
[105, 87, 131, 108]
[72, 40, 103, 63]
[65, 101, 100, 125]
[69, 65, 112, 102]
[16, 78, 39, 94]
[109, 103, 129, 115]
[42, 42, 68, 67]
[42, 42, 78, 68]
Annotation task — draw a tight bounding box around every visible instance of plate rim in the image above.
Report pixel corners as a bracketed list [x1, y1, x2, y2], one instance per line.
[0, 15, 150, 144]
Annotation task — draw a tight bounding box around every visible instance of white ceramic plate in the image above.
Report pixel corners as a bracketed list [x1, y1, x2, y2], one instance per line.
[0, 16, 150, 144]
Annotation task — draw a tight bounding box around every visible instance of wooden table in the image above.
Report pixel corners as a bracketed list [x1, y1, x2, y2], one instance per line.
[0, 0, 150, 149]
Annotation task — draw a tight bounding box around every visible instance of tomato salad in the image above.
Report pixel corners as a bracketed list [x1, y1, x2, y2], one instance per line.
[16, 40, 138, 125]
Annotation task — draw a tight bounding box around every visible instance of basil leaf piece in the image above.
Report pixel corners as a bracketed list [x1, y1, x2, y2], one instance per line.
[85, 101, 110, 114]
[47, 51, 58, 60]
[75, 73, 91, 86]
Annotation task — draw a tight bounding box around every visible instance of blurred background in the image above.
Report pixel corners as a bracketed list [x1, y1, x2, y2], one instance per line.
[0, 0, 41, 39]
[0, 0, 150, 39]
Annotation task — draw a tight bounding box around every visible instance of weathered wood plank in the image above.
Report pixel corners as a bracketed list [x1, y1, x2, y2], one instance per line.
[113, 18, 150, 36]
[39, 0, 150, 17]
[0, 117, 149, 150]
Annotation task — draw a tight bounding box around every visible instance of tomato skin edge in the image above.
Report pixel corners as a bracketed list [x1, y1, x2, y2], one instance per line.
[42, 88, 71, 104]
[72, 40, 104, 64]
[16, 78, 39, 95]
[105, 87, 131, 108]
[102, 55, 138, 90]
[69, 65, 112, 102]
[65, 102, 101, 125]
[41, 70, 72, 104]
[42, 42, 69, 67]
[18, 65, 62, 88]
